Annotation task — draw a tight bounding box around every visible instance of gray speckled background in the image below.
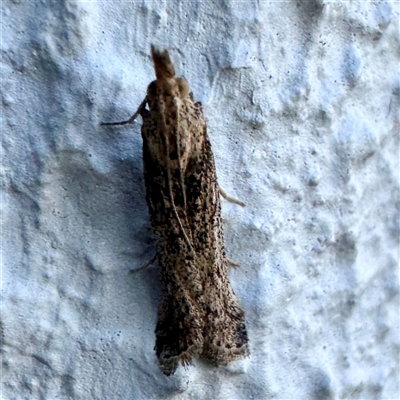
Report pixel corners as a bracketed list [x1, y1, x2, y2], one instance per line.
[1, 1, 399, 399]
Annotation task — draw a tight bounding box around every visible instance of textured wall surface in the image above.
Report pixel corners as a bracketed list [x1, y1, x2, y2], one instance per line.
[1, 1, 399, 399]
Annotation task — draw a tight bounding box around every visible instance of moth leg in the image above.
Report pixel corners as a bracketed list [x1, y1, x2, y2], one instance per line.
[219, 187, 246, 207]
[100, 98, 147, 126]
[131, 254, 157, 273]
[226, 257, 240, 268]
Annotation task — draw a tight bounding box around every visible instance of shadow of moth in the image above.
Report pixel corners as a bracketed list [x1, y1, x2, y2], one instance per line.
[102, 45, 249, 375]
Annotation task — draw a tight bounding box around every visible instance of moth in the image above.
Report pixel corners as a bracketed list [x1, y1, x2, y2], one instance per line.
[102, 46, 249, 375]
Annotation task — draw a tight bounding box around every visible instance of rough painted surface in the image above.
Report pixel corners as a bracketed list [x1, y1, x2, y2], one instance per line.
[1, 1, 399, 399]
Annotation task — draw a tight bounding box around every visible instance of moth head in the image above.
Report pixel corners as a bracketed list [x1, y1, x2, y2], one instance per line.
[176, 77, 190, 99]
[151, 45, 176, 80]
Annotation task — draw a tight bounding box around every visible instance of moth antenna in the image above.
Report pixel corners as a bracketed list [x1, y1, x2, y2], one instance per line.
[163, 132, 194, 255]
[151, 44, 176, 80]
[158, 95, 194, 255]
[174, 99, 188, 211]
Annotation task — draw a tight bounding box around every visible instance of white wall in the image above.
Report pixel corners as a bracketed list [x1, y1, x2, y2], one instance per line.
[2, 1, 399, 399]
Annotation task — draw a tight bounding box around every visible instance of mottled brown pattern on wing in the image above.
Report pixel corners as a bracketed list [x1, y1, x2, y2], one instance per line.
[139, 46, 248, 375]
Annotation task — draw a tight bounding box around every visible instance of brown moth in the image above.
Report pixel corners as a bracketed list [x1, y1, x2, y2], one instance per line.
[102, 46, 248, 375]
